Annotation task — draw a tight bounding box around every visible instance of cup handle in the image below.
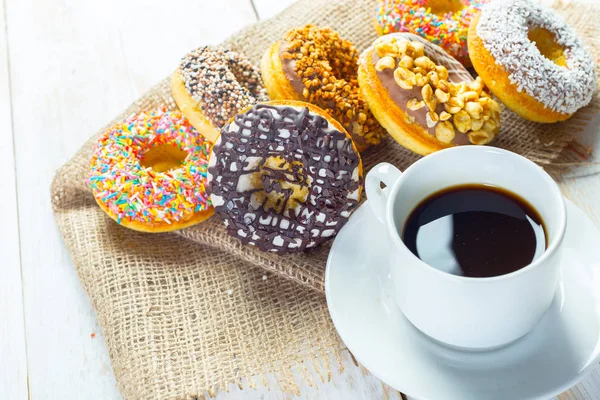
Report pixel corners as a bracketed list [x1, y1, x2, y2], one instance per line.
[365, 163, 403, 225]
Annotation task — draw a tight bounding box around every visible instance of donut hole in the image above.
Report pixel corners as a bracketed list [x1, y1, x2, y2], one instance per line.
[426, 0, 464, 16]
[527, 27, 567, 67]
[140, 144, 188, 173]
[252, 156, 311, 213]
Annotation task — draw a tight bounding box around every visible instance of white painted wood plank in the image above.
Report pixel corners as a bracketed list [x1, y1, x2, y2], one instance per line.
[4, 0, 258, 399]
[555, 175, 600, 400]
[252, 0, 296, 20]
[5, 1, 129, 397]
[114, 0, 260, 95]
[0, 0, 28, 398]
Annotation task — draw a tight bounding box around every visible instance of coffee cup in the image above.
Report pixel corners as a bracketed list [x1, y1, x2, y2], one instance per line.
[365, 146, 566, 349]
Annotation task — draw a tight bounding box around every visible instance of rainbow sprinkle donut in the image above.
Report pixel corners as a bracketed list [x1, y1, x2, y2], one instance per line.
[90, 109, 213, 232]
[375, 0, 488, 66]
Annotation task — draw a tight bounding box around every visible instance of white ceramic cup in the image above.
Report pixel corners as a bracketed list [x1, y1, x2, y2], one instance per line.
[366, 146, 566, 349]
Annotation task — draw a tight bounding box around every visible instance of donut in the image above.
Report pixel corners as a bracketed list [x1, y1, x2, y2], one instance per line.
[468, 0, 596, 123]
[374, 0, 488, 66]
[207, 100, 363, 254]
[358, 33, 502, 155]
[260, 25, 386, 152]
[90, 109, 213, 232]
[172, 46, 268, 142]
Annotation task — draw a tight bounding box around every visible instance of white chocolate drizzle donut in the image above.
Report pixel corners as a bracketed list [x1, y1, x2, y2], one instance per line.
[207, 101, 363, 254]
[476, 0, 595, 114]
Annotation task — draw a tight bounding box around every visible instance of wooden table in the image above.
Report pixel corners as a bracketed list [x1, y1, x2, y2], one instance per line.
[1, 0, 598, 398]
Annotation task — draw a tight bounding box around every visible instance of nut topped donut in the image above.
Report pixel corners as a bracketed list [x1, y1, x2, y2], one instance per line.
[207, 101, 363, 254]
[172, 46, 268, 142]
[358, 33, 502, 155]
[468, 0, 596, 123]
[261, 25, 386, 152]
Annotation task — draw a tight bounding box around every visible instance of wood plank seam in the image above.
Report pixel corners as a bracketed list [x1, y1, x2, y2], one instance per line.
[250, 0, 261, 20]
[1, 0, 30, 397]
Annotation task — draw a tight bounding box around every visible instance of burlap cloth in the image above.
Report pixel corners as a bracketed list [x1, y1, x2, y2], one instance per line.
[51, 0, 600, 398]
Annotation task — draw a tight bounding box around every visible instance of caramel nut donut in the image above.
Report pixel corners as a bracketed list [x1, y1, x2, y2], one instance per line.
[358, 33, 502, 155]
[207, 100, 363, 254]
[261, 25, 386, 152]
[468, 0, 595, 123]
[172, 46, 268, 142]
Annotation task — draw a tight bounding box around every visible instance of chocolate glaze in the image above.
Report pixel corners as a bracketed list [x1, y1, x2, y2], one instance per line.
[278, 41, 371, 150]
[371, 45, 471, 145]
[279, 42, 308, 99]
[208, 104, 362, 254]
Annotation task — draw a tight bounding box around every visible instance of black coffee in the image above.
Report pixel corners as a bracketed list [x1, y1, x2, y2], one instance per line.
[401, 184, 547, 278]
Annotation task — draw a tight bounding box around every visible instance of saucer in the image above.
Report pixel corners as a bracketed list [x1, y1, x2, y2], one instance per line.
[325, 198, 600, 400]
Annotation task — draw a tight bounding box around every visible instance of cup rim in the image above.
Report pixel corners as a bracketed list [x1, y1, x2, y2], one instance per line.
[385, 146, 567, 283]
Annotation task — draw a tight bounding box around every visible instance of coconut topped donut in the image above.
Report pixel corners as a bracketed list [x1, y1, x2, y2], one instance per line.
[207, 100, 363, 254]
[472, 0, 595, 119]
[172, 46, 268, 142]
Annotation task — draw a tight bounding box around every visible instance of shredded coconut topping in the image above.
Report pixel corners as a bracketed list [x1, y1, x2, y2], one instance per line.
[477, 0, 595, 114]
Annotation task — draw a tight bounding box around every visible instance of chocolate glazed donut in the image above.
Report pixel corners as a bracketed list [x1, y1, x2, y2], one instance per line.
[207, 101, 363, 254]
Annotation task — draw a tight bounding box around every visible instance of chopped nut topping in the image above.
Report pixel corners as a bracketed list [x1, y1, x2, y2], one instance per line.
[468, 129, 494, 145]
[435, 121, 456, 143]
[415, 73, 428, 87]
[407, 41, 424, 58]
[437, 80, 450, 92]
[435, 65, 449, 81]
[467, 77, 484, 95]
[445, 97, 464, 114]
[407, 98, 425, 111]
[394, 67, 416, 90]
[471, 118, 484, 131]
[464, 101, 483, 119]
[376, 42, 398, 58]
[435, 88, 450, 103]
[413, 66, 428, 76]
[427, 71, 440, 88]
[439, 111, 452, 121]
[421, 84, 436, 111]
[460, 91, 479, 102]
[376, 56, 396, 72]
[421, 84, 434, 103]
[426, 111, 439, 128]
[415, 56, 436, 71]
[454, 110, 472, 133]
[396, 40, 408, 55]
[483, 119, 497, 132]
[399, 55, 414, 69]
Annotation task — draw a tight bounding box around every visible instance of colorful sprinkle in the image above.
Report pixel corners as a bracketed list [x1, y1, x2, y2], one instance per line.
[375, 0, 488, 65]
[90, 109, 212, 226]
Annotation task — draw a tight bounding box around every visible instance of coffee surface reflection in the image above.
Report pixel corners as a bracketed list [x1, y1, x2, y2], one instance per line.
[401, 184, 547, 278]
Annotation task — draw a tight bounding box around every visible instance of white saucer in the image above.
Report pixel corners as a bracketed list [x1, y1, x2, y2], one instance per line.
[325, 198, 600, 400]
